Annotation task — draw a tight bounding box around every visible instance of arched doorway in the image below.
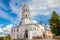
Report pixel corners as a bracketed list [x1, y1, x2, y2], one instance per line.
[24, 30, 28, 39]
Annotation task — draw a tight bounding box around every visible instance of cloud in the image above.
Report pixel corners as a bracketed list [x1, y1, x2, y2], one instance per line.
[0, 24, 4, 32]
[9, 0, 60, 19]
[0, 9, 20, 26]
[9, 0, 23, 25]
[0, 24, 13, 37]
[0, 10, 17, 24]
[30, 20, 38, 23]
[3, 24, 13, 31]
[40, 11, 50, 16]
[30, 10, 50, 17]
[0, 0, 21, 26]
[8, 0, 60, 25]
[28, 0, 60, 17]
[0, 0, 59, 37]
[0, 27, 3, 32]
[9, 0, 22, 13]
[0, 10, 12, 20]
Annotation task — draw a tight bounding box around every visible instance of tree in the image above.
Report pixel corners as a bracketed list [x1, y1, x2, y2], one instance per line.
[49, 11, 60, 36]
[0, 37, 4, 40]
[6, 35, 11, 40]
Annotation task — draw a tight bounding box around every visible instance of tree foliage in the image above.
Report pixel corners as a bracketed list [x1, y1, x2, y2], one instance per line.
[0, 35, 11, 40]
[0, 37, 4, 40]
[5, 35, 11, 40]
[49, 11, 60, 36]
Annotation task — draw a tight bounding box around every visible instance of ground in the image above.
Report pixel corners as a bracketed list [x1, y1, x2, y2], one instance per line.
[12, 39, 60, 40]
[33, 39, 60, 40]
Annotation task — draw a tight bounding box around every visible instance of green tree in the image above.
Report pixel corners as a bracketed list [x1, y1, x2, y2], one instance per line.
[49, 11, 60, 36]
[6, 35, 11, 40]
[0, 37, 4, 40]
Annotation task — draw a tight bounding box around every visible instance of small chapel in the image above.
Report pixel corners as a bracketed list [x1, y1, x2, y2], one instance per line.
[11, 3, 53, 40]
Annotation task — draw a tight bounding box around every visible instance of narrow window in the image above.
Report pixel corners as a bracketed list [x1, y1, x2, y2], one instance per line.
[17, 35, 18, 37]
[35, 28, 36, 31]
[26, 9, 27, 12]
[12, 30, 13, 32]
[14, 29, 15, 32]
[28, 15, 29, 18]
[17, 29, 18, 32]
[33, 27, 36, 31]
[26, 14, 27, 17]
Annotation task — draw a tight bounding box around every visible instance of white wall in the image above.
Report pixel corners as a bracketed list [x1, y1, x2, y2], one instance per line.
[28, 31, 32, 39]
[32, 24, 44, 37]
[11, 28, 18, 40]
[11, 24, 45, 39]
[18, 26, 25, 39]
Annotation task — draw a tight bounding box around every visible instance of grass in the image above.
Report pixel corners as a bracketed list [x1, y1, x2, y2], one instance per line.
[51, 38, 60, 40]
[33, 39, 60, 40]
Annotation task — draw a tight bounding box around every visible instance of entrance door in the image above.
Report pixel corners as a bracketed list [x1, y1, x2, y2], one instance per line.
[24, 30, 28, 39]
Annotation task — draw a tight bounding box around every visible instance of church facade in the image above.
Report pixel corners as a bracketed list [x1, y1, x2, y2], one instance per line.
[11, 4, 53, 40]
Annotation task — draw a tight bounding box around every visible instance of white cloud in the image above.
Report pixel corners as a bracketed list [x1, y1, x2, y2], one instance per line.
[30, 10, 39, 17]
[9, 0, 60, 18]
[0, 10, 20, 25]
[45, 12, 50, 16]
[40, 11, 50, 16]
[3, 24, 13, 32]
[9, 0, 22, 13]
[30, 20, 38, 23]
[0, 10, 12, 20]
[9, 0, 22, 25]
[30, 10, 50, 17]
[0, 10, 17, 23]
[29, 0, 60, 17]
[39, 6, 47, 10]
[0, 1, 20, 25]
[0, 24, 3, 32]
[0, 27, 3, 32]
[0, 24, 13, 37]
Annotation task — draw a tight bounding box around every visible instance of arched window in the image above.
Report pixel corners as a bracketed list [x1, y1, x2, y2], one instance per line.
[26, 14, 27, 17]
[26, 9, 28, 12]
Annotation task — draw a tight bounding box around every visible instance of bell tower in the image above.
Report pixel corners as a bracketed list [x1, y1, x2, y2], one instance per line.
[22, 4, 30, 19]
[21, 4, 30, 25]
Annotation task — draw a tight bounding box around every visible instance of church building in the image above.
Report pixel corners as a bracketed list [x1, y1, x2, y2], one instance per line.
[11, 4, 53, 40]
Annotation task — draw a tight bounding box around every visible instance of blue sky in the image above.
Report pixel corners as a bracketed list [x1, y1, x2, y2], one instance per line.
[0, 0, 60, 36]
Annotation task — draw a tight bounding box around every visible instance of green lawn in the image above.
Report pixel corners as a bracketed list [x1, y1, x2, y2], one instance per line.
[54, 39, 60, 40]
[33, 39, 60, 40]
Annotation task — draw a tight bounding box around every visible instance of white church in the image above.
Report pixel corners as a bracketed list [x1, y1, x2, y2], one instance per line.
[11, 4, 53, 40]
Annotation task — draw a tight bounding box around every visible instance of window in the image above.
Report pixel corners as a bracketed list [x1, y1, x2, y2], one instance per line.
[17, 29, 18, 32]
[28, 15, 29, 18]
[33, 27, 36, 31]
[17, 35, 18, 37]
[26, 9, 27, 12]
[26, 14, 27, 17]
[35, 28, 36, 31]
[12, 30, 13, 32]
[14, 29, 15, 32]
